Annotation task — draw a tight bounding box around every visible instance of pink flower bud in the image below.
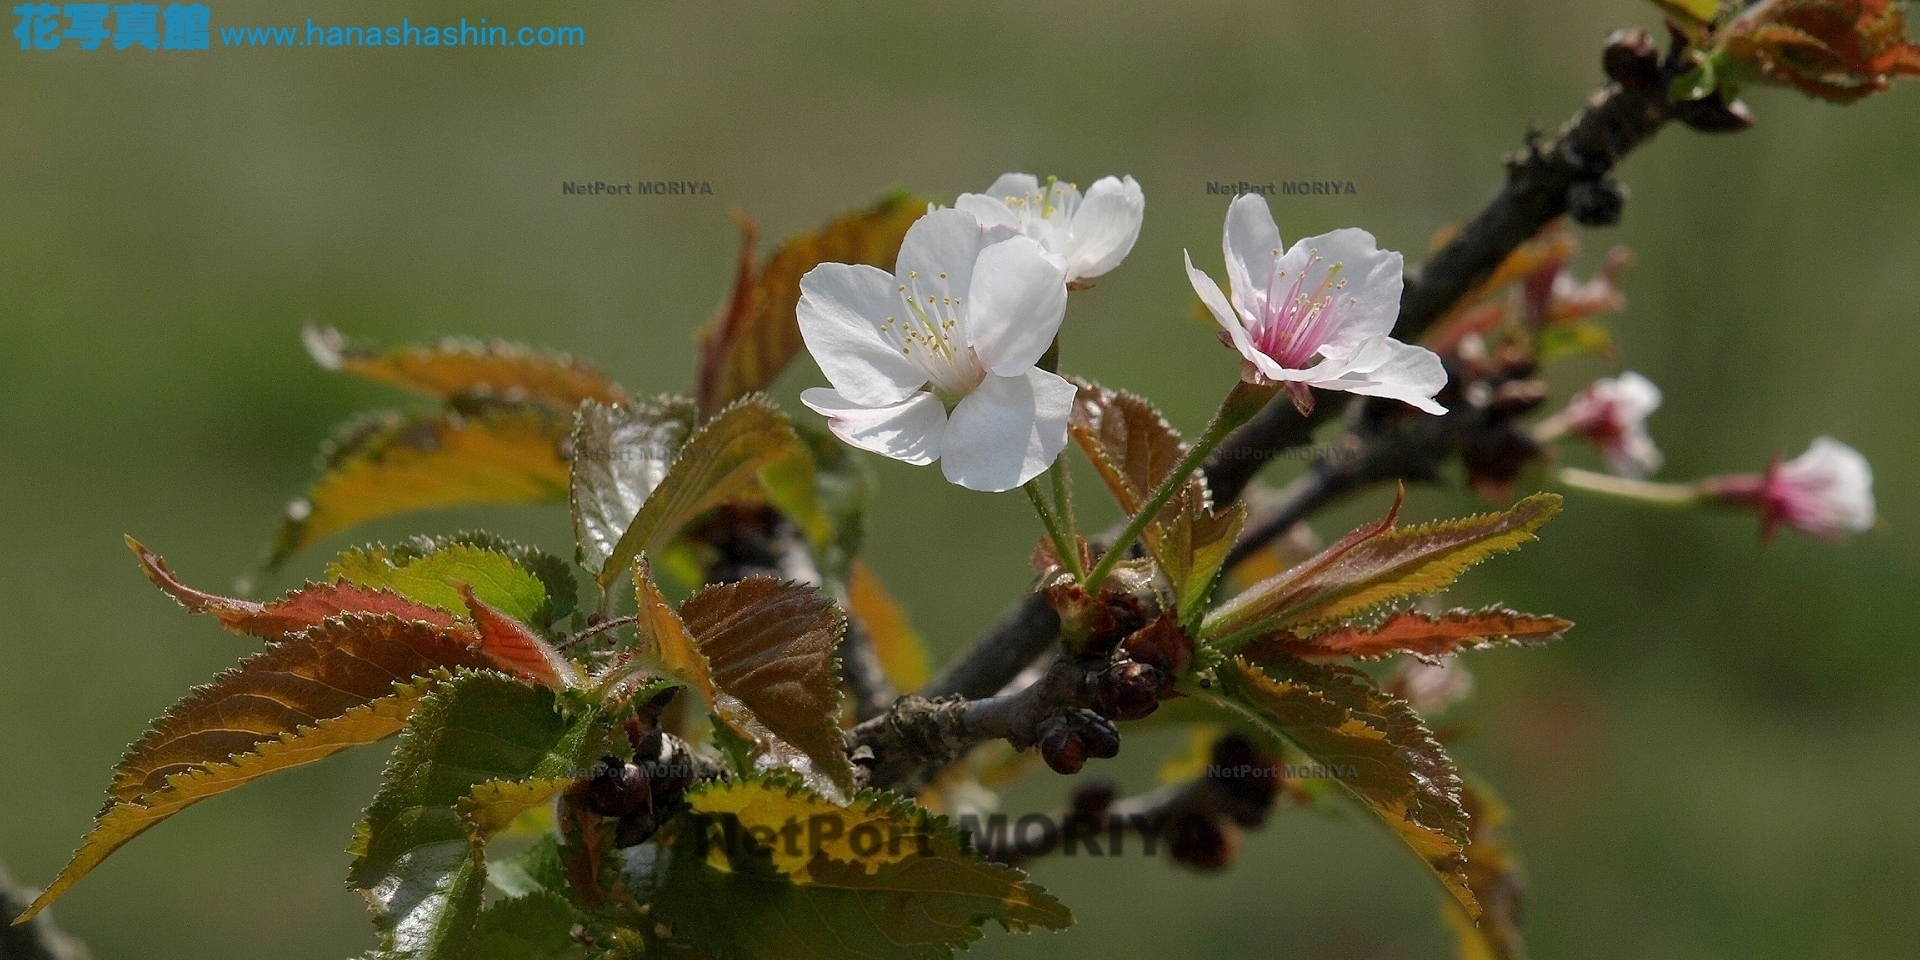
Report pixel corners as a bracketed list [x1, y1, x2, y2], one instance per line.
[1705, 437, 1876, 541]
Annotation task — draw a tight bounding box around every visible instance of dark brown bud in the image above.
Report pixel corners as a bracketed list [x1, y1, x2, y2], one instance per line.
[1097, 661, 1163, 721]
[1118, 613, 1193, 695]
[1168, 813, 1237, 871]
[583, 754, 651, 819]
[1602, 28, 1663, 94]
[1040, 725, 1089, 775]
[1568, 178, 1627, 227]
[1078, 712, 1122, 759]
[1672, 92, 1756, 134]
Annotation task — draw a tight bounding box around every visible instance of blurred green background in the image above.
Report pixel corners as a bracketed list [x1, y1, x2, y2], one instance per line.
[4, 1, 1917, 957]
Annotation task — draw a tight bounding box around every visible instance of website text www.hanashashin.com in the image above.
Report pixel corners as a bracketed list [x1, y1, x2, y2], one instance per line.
[219, 17, 584, 48]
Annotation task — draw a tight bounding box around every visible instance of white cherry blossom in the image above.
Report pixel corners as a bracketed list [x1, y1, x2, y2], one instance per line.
[955, 173, 1144, 283]
[1185, 194, 1446, 416]
[797, 208, 1076, 492]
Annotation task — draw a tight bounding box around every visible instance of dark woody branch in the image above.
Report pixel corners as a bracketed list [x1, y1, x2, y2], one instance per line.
[928, 30, 1695, 710]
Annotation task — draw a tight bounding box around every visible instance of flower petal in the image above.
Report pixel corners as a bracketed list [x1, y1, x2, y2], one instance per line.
[896, 208, 987, 323]
[1062, 175, 1145, 280]
[1311, 336, 1448, 414]
[1186, 250, 1284, 380]
[797, 263, 930, 407]
[801, 388, 946, 466]
[954, 193, 1020, 231]
[983, 172, 1041, 202]
[939, 369, 1076, 492]
[1284, 227, 1403, 352]
[967, 235, 1069, 376]
[1610, 371, 1664, 419]
[1783, 436, 1875, 532]
[1223, 194, 1283, 317]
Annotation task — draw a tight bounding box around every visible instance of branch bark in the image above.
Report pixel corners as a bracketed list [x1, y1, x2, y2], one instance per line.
[928, 74, 1674, 711]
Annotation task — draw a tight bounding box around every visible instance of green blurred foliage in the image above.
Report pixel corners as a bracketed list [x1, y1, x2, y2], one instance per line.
[3, 1, 1917, 957]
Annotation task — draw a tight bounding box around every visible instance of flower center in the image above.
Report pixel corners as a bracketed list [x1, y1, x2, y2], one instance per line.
[999, 176, 1077, 232]
[1250, 250, 1356, 369]
[877, 269, 982, 403]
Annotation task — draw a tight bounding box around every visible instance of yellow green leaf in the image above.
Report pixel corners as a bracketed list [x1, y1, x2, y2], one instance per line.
[304, 324, 627, 412]
[267, 405, 571, 571]
[328, 542, 552, 629]
[1210, 657, 1476, 918]
[458, 777, 577, 844]
[1651, 0, 1722, 29]
[695, 193, 925, 418]
[1445, 776, 1530, 960]
[644, 774, 1072, 960]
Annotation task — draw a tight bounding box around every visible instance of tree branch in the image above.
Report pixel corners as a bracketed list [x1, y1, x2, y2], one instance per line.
[1, 862, 91, 960]
[930, 66, 1676, 712]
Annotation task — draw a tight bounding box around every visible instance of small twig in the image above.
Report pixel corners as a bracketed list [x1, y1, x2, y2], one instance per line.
[560, 614, 638, 651]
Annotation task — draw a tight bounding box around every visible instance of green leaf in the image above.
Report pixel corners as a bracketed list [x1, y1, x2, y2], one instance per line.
[695, 193, 926, 419]
[388, 532, 579, 626]
[490, 836, 569, 900]
[1208, 656, 1475, 917]
[349, 672, 612, 959]
[304, 324, 629, 412]
[331, 542, 554, 630]
[1445, 775, 1530, 960]
[681, 578, 852, 794]
[569, 397, 700, 576]
[1202, 493, 1562, 651]
[468, 891, 589, 960]
[265, 404, 572, 571]
[595, 396, 801, 588]
[643, 775, 1072, 960]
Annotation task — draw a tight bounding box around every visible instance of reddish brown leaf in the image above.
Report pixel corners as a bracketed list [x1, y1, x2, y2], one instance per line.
[456, 584, 580, 691]
[130, 537, 464, 641]
[1255, 608, 1572, 662]
[679, 577, 851, 792]
[695, 194, 926, 418]
[110, 615, 492, 802]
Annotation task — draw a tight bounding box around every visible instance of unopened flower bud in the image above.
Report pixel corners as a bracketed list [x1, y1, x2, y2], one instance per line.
[584, 754, 651, 819]
[1040, 725, 1089, 775]
[1097, 661, 1163, 721]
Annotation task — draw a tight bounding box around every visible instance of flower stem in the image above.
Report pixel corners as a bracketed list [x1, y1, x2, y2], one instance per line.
[1050, 453, 1078, 541]
[1556, 467, 1703, 507]
[1081, 380, 1280, 594]
[1026, 473, 1085, 580]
